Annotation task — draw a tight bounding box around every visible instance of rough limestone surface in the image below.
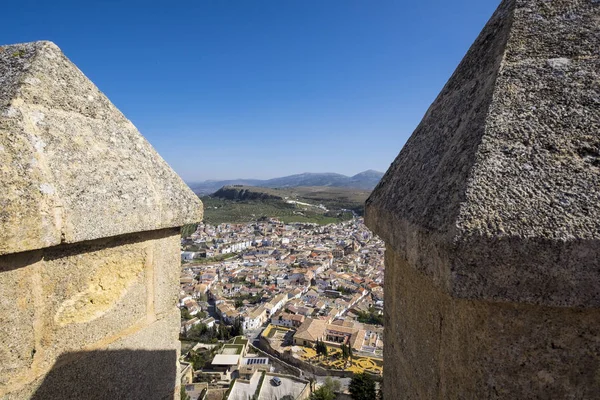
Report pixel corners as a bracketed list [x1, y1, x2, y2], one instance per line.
[151, 232, 183, 316]
[0, 41, 202, 400]
[3, 310, 179, 400]
[0, 41, 203, 256]
[0, 229, 183, 399]
[365, 0, 600, 398]
[0, 252, 39, 388]
[384, 248, 600, 399]
[366, 0, 600, 308]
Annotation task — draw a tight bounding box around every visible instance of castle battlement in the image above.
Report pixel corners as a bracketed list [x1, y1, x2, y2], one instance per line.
[0, 41, 202, 399]
[366, 0, 600, 398]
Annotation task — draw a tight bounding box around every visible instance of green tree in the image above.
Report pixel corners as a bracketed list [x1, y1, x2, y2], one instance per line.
[187, 349, 210, 370]
[218, 324, 231, 340]
[186, 323, 223, 343]
[181, 307, 193, 320]
[324, 377, 341, 393]
[349, 373, 376, 400]
[315, 340, 324, 359]
[310, 386, 335, 400]
[315, 340, 329, 360]
[228, 318, 244, 337]
[357, 307, 384, 325]
[180, 385, 191, 400]
[310, 377, 340, 400]
[341, 343, 350, 367]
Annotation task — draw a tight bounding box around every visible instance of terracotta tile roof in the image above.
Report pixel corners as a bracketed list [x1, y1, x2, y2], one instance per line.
[294, 318, 327, 342]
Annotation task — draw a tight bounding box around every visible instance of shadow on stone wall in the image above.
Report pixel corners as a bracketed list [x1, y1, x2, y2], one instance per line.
[31, 350, 177, 400]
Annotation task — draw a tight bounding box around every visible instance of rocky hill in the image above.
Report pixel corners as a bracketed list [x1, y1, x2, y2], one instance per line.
[202, 185, 371, 225]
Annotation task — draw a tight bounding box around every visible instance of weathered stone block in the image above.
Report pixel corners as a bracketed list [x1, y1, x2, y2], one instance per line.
[384, 248, 600, 399]
[103, 308, 181, 399]
[5, 310, 179, 400]
[36, 235, 149, 372]
[1, 378, 41, 400]
[366, 0, 600, 308]
[107, 307, 180, 352]
[4, 346, 177, 400]
[0, 252, 40, 389]
[367, 0, 600, 398]
[0, 41, 203, 256]
[150, 229, 182, 316]
[0, 40, 202, 400]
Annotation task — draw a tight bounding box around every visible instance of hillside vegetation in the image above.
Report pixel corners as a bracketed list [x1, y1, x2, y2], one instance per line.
[201, 185, 370, 225]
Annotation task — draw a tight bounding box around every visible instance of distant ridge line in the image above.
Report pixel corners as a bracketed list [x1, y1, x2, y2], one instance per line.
[188, 170, 384, 195]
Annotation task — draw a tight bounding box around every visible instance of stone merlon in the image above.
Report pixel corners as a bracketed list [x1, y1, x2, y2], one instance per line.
[366, 0, 600, 308]
[0, 41, 203, 255]
[1, 40, 202, 399]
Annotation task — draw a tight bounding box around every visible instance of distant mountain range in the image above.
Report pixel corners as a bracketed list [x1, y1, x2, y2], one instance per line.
[188, 170, 384, 195]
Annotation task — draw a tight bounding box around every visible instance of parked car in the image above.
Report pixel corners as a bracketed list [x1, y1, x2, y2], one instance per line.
[271, 377, 282, 386]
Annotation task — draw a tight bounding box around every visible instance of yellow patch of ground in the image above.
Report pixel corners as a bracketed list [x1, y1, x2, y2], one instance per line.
[296, 344, 383, 374]
[262, 324, 292, 339]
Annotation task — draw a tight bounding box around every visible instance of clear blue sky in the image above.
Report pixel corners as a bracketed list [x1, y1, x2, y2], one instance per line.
[2, 0, 499, 181]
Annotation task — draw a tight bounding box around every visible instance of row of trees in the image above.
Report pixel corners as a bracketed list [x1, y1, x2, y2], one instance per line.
[233, 294, 263, 309]
[186, 323, 225, 343]
[336, 285, 355, 295]
[230, 318, 244, 337]
[356, 307, 384, 326]
[340, 343, 353, 364]
[180, 308, 207, 321]
[315, 340, 353, 365]
[185, 320, 243, 343]
[315, 339, 328, 358]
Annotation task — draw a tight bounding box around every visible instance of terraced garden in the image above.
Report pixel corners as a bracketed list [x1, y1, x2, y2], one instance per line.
[296, 345, 382, 375]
